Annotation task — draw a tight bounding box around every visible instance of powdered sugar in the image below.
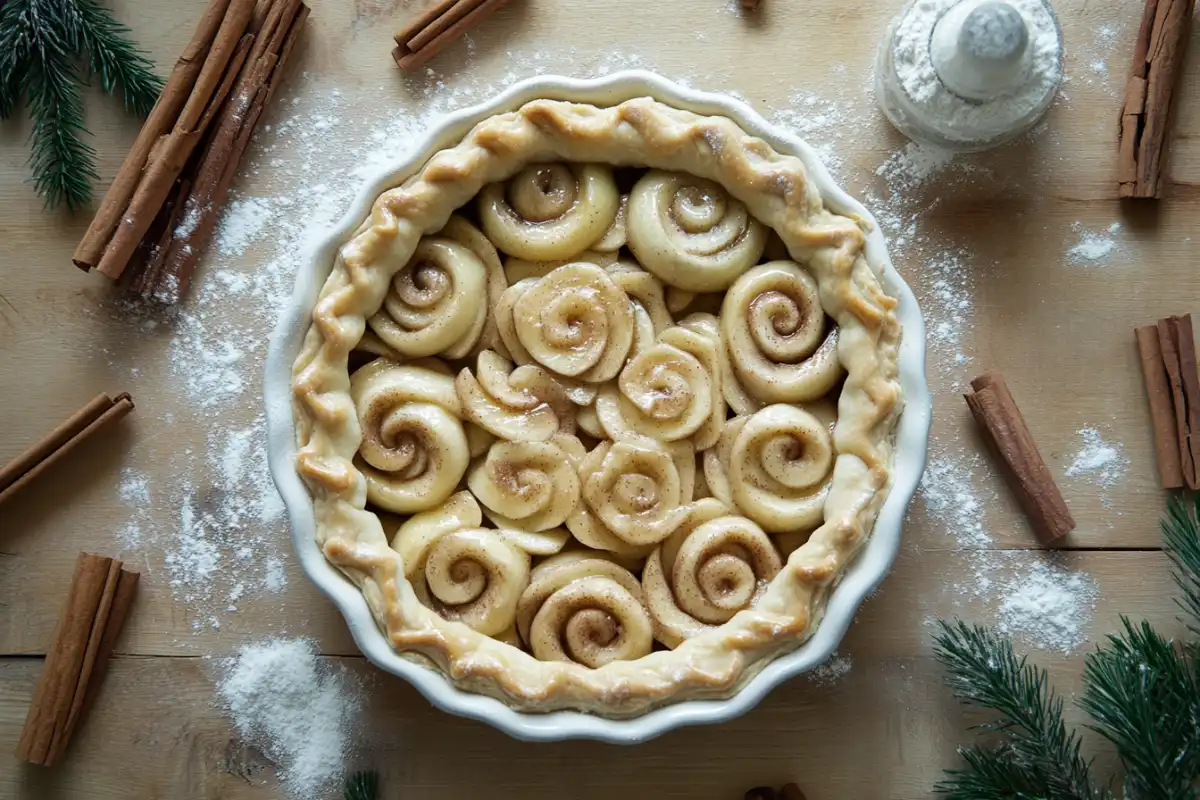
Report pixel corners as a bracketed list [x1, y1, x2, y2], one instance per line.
[216, 638, 362, 798]
[1067, 221, 1121, 264]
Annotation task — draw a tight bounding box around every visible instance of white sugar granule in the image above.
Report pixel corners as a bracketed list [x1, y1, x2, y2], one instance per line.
[1067, 221, 1121, 264]
[807, 652, 853, 686]
[217, 639, 362, 799]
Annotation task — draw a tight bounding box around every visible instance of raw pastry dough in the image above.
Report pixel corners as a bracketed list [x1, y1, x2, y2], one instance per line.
[627, 170, 766, 292]
[292, 97, 903, 716]
[480, 163, 620, 260]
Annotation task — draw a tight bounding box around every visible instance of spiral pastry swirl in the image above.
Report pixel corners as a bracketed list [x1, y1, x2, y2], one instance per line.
[479, 163, 620, 260]
[391, 492, 531, 637]
[644, 509, 782, 646]
[579, 439, 688, 546]
[468, 436, 584, 531]
[438, 215, 509, 358]
[456, 350, 575, 442]
[626, 170, 766, 292]
[350, 359, 469, 514]
[510, 262, 635, 382]
[516, 552, 653, 668]
[595, 324, 724, 449]
[721, 261, 844, 404]
[605, 261, 673, 356]
[677, 311, 762, 416]
[367, 237, 488, 358]
[705, 404, 835, 533]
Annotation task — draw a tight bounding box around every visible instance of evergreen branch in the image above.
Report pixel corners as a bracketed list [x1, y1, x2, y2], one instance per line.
[940, 745, 1064, 800]
[1163, 492, 1200, 632]
[932, 619, 1109, 800]
[0, 0, 33, 118]
[67, 0, 162, 116]
[20, 0, 97, 210]
[1081, 617, 1200, 800]
[344, 770, 379, 800]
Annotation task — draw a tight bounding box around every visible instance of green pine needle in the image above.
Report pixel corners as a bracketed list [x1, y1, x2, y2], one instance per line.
[0, 0, 162, 209]
[1080, 618, 1200, 800]
[0, 0, 33, 118]
[1163, 492, 1200, 632]
[344, 770, 379, 800]
[20, 0, 98, 210]
[67, 0, 162, 115]
[932, 619, 1109, 800]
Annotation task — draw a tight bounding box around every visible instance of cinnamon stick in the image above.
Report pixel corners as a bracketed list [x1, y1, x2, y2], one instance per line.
[1117, 0, 1196, 199]
[1136, 324, 1184, 488]
[72, 0, 234, 272]
[129, 0, 309, 303]
[964, 373, 1075, 544]
[0, 393, 134, 507]
[1176, 315, 1200, 486]
[16, 554, 139, 766]
[392, 0, 513, 71]
[1157, 317, 1196, 487]
[47, 567, 140, 766]
[97, 0, 258, 281]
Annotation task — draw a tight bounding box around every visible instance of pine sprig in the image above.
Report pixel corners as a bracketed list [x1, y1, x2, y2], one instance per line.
[0, 0, 162, 209]
[67, 0, 162, 115]
[936, 495, 1200, 799]
[1080, 618, 1200, 800]
[20, 0, 97, 210]
[344, 770, 379, 800]
[932, 619, 1109, 800]
[0, 0, 33, 118]
[1164, 492, 1200, 632]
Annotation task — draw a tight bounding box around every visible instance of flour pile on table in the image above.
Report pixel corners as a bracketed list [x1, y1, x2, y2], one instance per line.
[952, 552, 1099, 653]
[216, 638, 362, 798]
[1067, 221, 1122, 265]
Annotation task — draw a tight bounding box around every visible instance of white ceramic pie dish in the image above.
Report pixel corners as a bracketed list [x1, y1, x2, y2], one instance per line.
[264, 71, 931, 743]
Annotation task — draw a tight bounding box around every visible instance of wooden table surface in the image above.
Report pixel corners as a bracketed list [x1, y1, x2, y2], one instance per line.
[2, 0, 1198, 797]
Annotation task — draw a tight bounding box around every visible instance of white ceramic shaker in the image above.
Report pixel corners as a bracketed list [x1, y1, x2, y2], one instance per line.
[875, 0, 1064, 152]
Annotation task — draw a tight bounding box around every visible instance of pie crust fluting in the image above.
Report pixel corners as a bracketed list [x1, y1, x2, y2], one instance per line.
[291, 97, 903, 716]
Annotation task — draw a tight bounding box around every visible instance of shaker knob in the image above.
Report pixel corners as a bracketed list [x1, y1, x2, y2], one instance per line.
[930, 0, 1030, 101]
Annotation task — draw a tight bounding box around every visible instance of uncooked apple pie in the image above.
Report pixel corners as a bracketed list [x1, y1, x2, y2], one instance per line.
[291, 97, 902, 715]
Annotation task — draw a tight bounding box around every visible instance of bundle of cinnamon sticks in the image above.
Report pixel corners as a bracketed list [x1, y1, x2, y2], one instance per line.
[392, 0, 513, 71]
[1136, 314, 1200, 489]
[73, 0, 309, 304]
[1118, 0, 1195, 199]
[17, 553, 140, 767]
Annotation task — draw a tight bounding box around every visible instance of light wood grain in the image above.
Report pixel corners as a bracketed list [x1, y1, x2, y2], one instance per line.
[1, 0, 1199, 797]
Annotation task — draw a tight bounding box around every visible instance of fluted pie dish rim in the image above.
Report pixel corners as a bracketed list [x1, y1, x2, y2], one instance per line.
[264, 71, 931, 742]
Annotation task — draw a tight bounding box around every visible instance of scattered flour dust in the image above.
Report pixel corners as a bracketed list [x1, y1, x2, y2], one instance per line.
[1065, 426, 1128, 487]
[217, 638, 362, 799]
[952, 553, 1099, 653]
[807, 652, 853, 686]
[1067, 221, 1122, 264]
[918, 449, 994, 548]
